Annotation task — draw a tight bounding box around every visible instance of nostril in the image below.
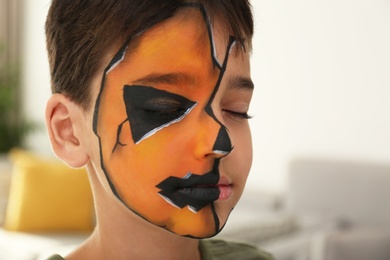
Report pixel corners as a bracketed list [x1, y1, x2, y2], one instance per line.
[212, 126, 232, 156]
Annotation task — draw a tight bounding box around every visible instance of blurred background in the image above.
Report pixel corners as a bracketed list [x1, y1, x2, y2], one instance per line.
[249, 0, 390, 193]
[1, 0, 390, 259]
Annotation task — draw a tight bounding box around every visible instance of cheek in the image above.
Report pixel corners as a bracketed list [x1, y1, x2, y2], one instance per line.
[227, 124, 253, 177]
[102, 120, 201, 207]
[100, 128, 221, 238]
[242, 126, 253, 171]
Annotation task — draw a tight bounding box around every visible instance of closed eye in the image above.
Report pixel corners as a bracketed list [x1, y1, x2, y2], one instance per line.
[142, 99, 188, 120]
[123, 85, 196, 144]
[223, 109, 253, 120]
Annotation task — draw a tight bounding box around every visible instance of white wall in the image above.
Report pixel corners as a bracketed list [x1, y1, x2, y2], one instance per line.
[21, 0, 52, 155]
[247, 0, 390, 192]
[21, 0, 390, 193]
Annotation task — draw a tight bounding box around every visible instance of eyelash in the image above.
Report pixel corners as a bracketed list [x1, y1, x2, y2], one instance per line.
[223, 110, 253, 120]
[143, 106, 252, 121]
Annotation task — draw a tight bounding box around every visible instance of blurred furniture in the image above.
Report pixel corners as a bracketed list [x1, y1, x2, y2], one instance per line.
[220, 159, 390, 260]
[0, 149, 93, 260]
[288, 159, 390, 260]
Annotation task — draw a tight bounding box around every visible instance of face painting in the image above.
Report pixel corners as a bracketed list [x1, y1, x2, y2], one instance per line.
[93, 4, 250, 238]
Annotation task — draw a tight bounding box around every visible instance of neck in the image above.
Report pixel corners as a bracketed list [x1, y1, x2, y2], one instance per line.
[66, 165, 201, 260]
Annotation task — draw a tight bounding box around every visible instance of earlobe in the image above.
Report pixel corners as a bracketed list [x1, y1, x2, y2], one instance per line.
[45, 94, 89, 168]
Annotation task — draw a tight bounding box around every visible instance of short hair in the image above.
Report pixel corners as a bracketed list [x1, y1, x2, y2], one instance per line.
[45, 0, 254, 110]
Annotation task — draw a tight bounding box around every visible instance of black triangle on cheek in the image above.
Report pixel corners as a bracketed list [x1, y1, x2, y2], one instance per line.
[123, 85, 196, 144]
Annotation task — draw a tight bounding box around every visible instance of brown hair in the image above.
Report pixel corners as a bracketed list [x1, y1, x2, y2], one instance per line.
[45, 0, 253, 110]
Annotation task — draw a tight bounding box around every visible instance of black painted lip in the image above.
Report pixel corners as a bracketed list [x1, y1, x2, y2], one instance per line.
[156, 165, 220, 212]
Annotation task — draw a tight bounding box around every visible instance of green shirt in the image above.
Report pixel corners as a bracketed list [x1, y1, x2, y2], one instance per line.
[200, 239, 274, 260]
[47, 239, 273, 260]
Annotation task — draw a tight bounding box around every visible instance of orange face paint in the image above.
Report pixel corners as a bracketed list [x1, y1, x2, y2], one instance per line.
[93, 4, 237, 238]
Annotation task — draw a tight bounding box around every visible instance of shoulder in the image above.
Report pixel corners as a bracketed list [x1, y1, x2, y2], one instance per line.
[46, 255, 65, 260]
[199, 239, 274, 260]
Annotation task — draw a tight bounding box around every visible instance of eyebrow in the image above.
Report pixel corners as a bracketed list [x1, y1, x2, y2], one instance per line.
[131, 72, 254, 92]
[227, 76, 254, 91]
[132, 72, 197, 87]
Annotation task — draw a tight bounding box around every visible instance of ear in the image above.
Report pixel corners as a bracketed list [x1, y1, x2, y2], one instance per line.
[45, 94, 89, 168]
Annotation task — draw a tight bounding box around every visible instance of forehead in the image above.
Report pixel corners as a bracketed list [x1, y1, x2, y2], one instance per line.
[115, 8, 212, 79]
[94, 5, 252, 111]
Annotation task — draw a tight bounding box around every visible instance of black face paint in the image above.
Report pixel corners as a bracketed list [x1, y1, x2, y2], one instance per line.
[156, 160, 220, 212]
[213, 127, 233, 155]
[123, 85, 196, 144]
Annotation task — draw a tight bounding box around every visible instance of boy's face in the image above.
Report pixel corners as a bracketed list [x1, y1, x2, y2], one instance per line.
[93, 5, 253, 238]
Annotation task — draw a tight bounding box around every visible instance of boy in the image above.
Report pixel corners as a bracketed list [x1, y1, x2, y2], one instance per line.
[45, 0, 273, 259]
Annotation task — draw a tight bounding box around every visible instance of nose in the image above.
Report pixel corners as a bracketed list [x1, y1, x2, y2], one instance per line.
[193, 114, 233, 159]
